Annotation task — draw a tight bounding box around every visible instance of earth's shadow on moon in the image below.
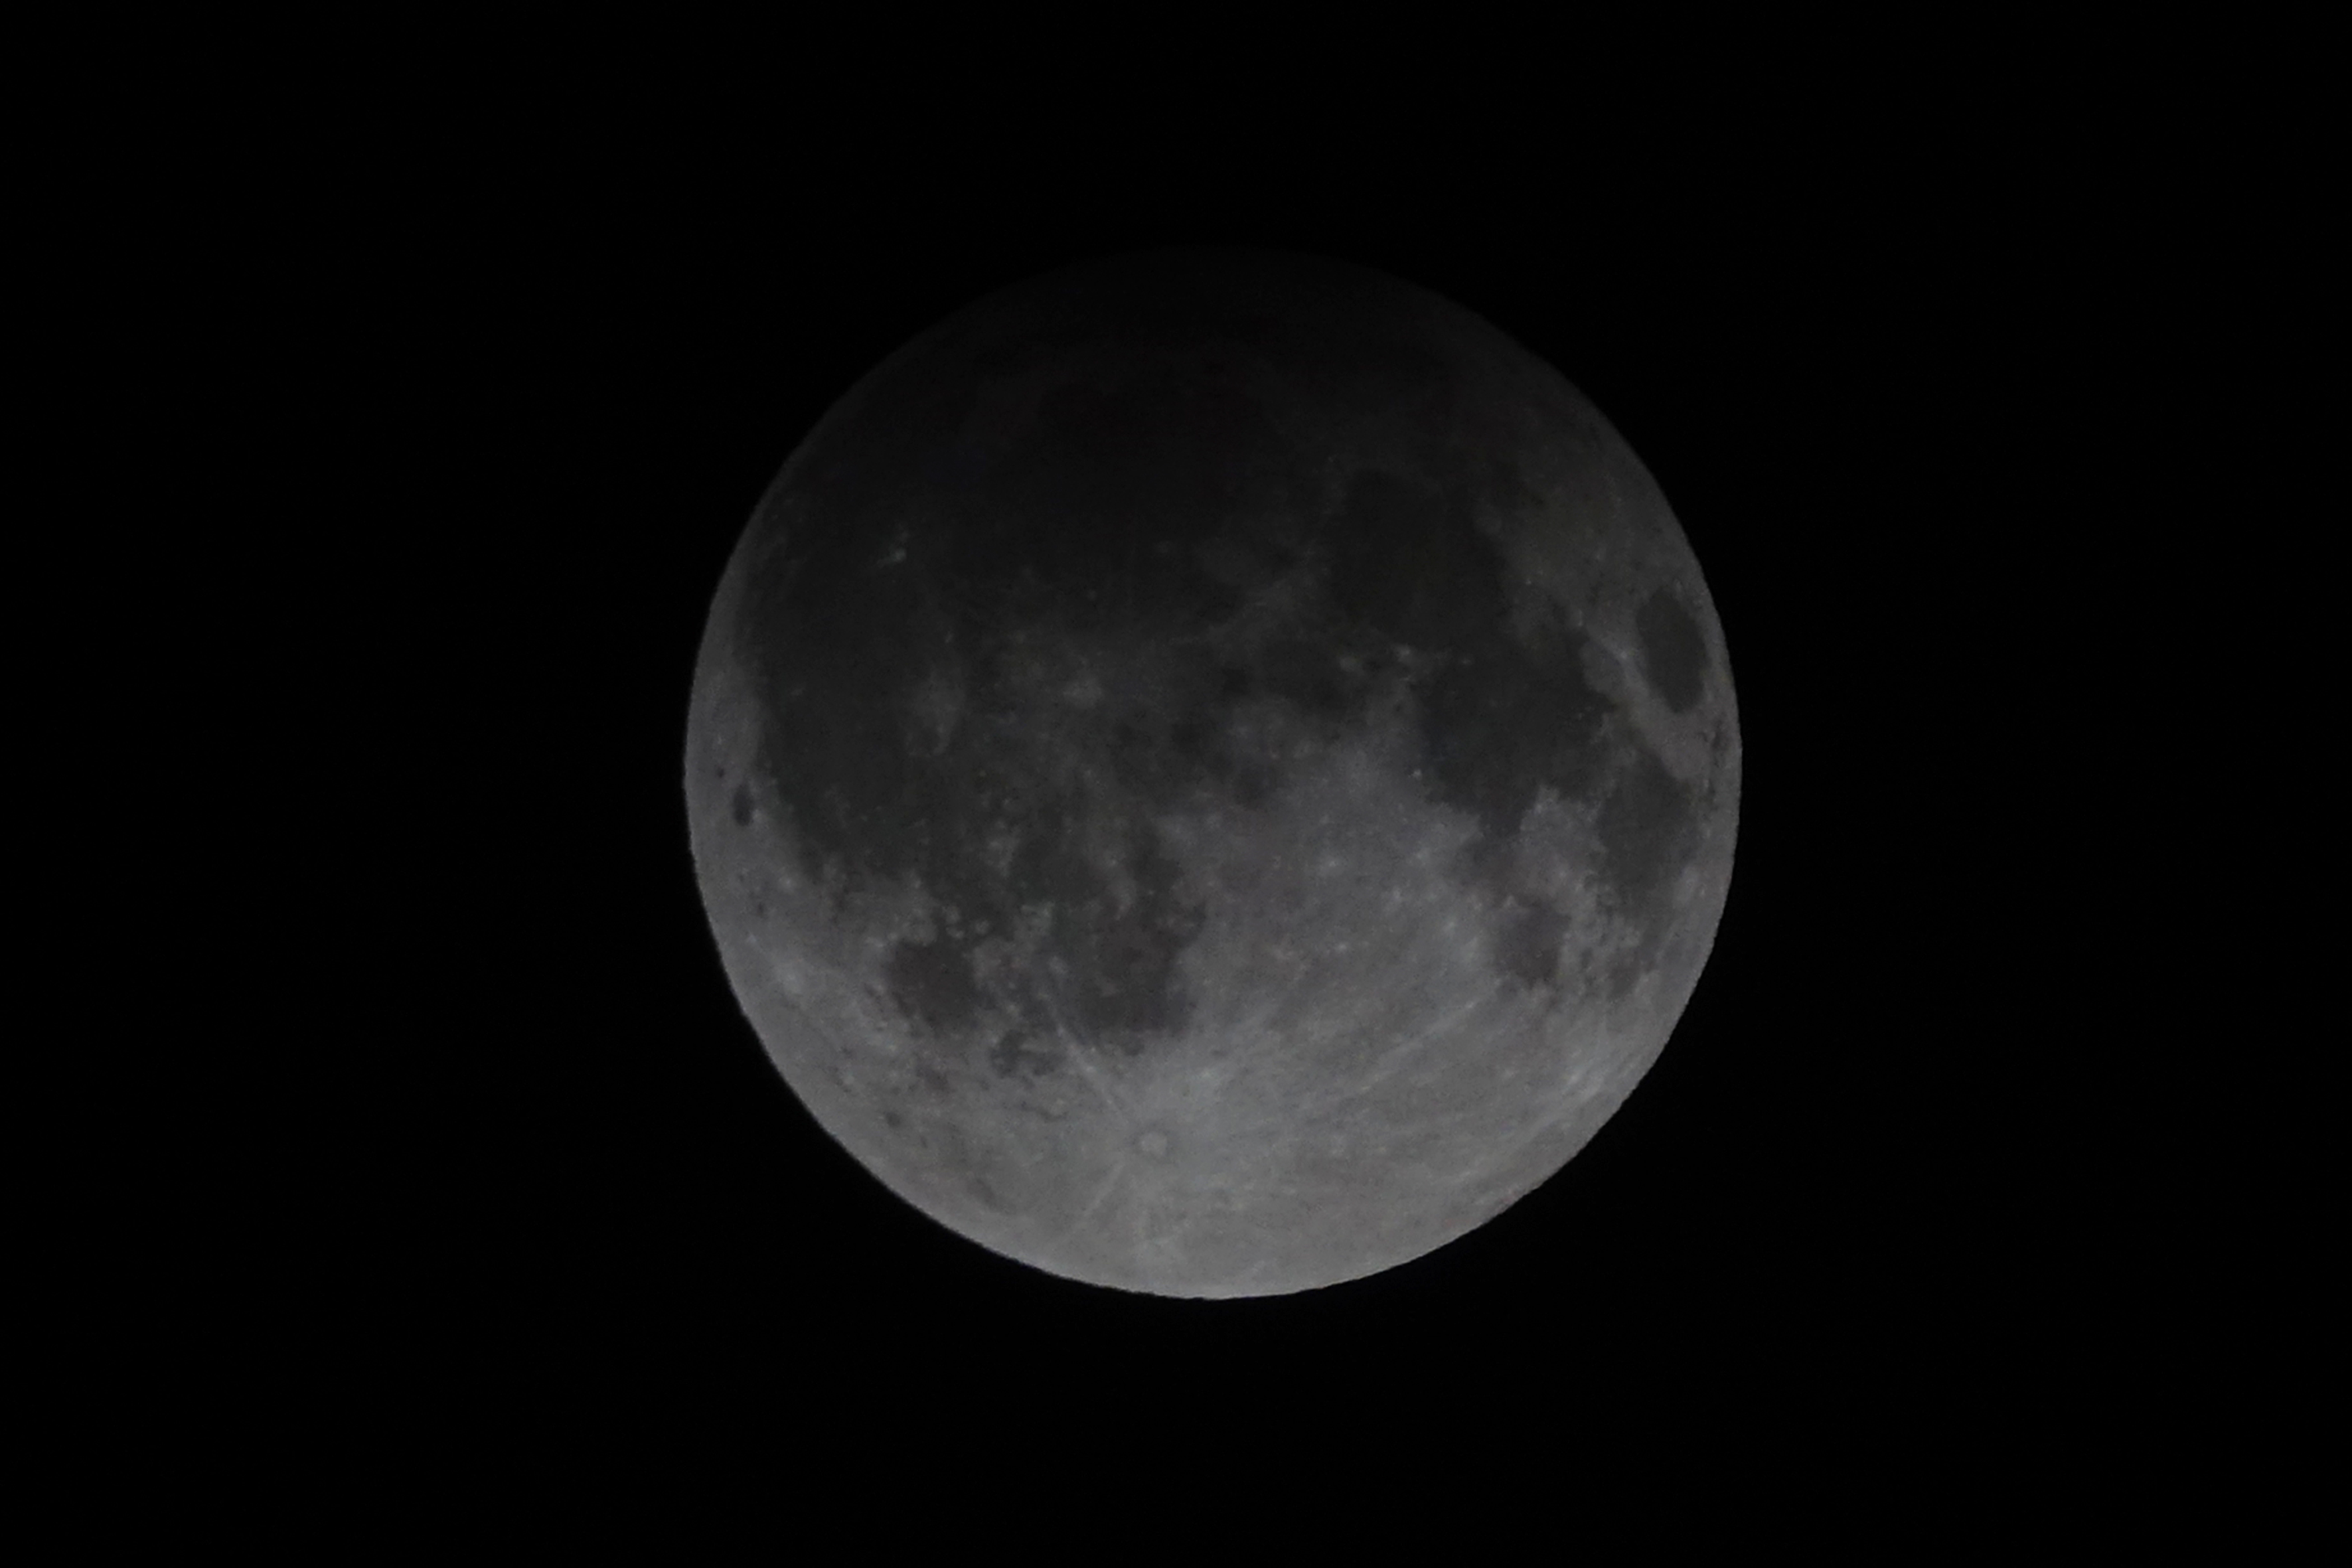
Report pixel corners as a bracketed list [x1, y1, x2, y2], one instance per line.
[684, 247, 1739, 1297]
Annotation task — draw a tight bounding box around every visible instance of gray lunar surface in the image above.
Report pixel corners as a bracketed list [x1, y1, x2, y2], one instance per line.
[684, 248, 1739, 1296]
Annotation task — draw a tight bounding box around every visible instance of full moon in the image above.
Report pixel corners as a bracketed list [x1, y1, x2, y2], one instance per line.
[684, 249, 1739, 1296]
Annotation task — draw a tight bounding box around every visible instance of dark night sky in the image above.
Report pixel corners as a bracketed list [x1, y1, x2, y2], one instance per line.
[293, 74, 2272, 1481]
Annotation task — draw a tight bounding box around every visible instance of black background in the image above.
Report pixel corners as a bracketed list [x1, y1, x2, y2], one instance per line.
[264, 55, 2280, 1490]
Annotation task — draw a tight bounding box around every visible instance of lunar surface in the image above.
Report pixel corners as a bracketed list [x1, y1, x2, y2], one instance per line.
[684, 249, 1739, 1296]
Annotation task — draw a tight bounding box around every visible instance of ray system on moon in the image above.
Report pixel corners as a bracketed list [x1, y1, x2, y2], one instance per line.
[685, 249, 1739, 1296]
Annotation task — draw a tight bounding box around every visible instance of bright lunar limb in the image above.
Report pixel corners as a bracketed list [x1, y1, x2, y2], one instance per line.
[684, 248, 1739, 1296]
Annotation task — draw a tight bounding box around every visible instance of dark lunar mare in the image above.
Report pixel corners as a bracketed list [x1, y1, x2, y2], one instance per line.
[734, 250, 1699, 1069]
[1634, 588, 1710, 714]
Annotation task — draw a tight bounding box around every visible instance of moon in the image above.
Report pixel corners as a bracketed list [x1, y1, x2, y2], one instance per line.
[684, 249, 1739, 1296]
